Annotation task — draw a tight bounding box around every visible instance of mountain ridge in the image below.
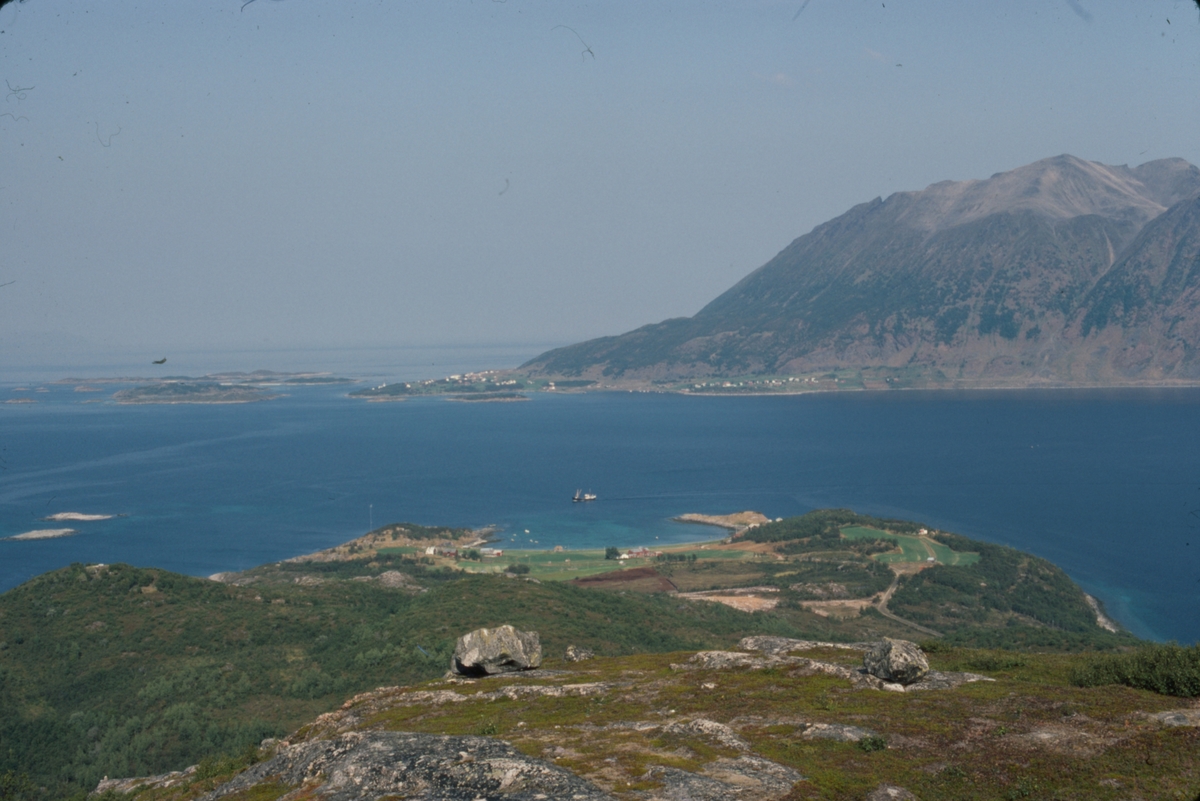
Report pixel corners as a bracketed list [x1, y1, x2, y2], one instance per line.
[522, 155, 1200, 386]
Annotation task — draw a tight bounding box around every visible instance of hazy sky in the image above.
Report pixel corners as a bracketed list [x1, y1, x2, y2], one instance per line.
[2, 0, 1198, 369]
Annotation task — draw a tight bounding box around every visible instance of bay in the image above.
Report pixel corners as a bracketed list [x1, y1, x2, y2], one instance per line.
[2, 383, 1198, 644]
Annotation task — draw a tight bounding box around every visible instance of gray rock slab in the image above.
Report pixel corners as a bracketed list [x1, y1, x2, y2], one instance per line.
[800, 722, 875, 743]
[94, 766, 196, 796]
[200, 731, 612, 801]
[904, 669, 993, 691]
[642, 755, 803, 800]
[739, 636, 872, 655]
[662, 718, 751, 751]
[1149, 708, 1200, 727]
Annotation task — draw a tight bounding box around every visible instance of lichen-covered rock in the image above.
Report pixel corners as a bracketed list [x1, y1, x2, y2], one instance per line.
[94, 765, 197, 796]
[799, 722, 876, 743]
[739, 635, 871, 655]
[663, 718, 751, 751]
[564, 644, 594, 662]
[862, 638, 929, 685]
[452, 625, 541, 676]
[1150, 708, 1200, 727]
[643, 755, 804, 800]
[200, 731, 612, 800]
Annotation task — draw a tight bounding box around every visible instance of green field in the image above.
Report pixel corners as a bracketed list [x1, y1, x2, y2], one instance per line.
[378, 543, 754, 582]
[840, 526, 980, 566]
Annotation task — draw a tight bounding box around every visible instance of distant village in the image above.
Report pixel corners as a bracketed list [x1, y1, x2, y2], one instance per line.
[421, 543, 663, 561]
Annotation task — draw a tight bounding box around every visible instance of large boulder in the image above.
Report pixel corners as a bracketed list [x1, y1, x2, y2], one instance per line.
[862, 638, 929, 685]
[452, 625, 542, 676]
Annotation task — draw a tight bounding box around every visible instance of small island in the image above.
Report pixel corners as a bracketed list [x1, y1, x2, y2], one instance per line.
[39, 371, 356, 405]
[113, 382, 280, 404]
[43, 512, 115, 522]
[5, 528, 77, 541]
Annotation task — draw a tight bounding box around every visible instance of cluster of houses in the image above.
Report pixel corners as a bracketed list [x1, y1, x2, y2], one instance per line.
[422, 544, 505, 559]
[423, 543, 667, 561]
[618, 547, 662, 560]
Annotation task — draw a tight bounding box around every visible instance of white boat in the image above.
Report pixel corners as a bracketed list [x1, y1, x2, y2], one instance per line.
[572, 489, 597, 503]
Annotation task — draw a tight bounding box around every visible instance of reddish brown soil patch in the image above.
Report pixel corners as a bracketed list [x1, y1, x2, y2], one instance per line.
[569, 567, 677, 593]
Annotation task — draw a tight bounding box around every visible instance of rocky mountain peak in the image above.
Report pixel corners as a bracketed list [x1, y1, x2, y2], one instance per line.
[886, 154, 1196, 234]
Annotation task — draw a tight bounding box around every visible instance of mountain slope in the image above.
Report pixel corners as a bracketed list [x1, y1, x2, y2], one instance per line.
[523, 156, 1200, 385]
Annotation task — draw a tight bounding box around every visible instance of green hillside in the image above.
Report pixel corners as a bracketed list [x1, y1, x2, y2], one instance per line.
[0, 560, 807, 798]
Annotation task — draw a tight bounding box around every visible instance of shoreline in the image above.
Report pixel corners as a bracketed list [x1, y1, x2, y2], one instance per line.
[622, 381, 1200, 398]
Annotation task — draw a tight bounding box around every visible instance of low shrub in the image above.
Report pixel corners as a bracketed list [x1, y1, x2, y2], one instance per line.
[857, 735, 887, 752]
[1070, 642, 1200, 697]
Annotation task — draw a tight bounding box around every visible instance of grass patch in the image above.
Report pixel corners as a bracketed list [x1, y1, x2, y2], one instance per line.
[840, 526, 979, 566]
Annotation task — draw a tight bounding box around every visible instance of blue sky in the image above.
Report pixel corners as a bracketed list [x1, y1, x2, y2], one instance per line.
[1, 0, 1198, 370]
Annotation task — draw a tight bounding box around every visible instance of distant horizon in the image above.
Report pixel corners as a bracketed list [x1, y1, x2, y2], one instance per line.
[0, 341, 563, 385]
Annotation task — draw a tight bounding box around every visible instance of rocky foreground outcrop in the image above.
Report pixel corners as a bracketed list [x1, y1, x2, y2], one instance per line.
[199, 731, 611, 801]
[95, 635, 1200, 801]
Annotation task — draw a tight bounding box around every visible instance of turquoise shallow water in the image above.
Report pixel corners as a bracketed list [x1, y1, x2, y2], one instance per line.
[2, 384, 1198, 643]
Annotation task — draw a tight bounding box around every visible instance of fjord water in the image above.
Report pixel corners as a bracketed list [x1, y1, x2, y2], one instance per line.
[2, 386, 1198, 644]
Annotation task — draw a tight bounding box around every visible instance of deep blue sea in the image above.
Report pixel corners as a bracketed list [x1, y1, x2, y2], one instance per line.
[2, 380, 1199, 644]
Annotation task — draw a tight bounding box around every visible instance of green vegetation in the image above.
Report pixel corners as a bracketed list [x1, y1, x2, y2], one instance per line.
[731, 510, 1134, 651]
[887, 530, 1133, 649]
[856, 734, 887, 753]
[458, 546, 741, 582]
[605, 546, 620, 560]
[743, 509, 927, 545]
[0, 559, 813, 798]
[1071, 642, 1200, 697]
[840, 526, 979, 566]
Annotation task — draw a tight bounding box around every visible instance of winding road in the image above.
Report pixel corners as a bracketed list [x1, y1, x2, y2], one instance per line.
[875, 572, 942, 638]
